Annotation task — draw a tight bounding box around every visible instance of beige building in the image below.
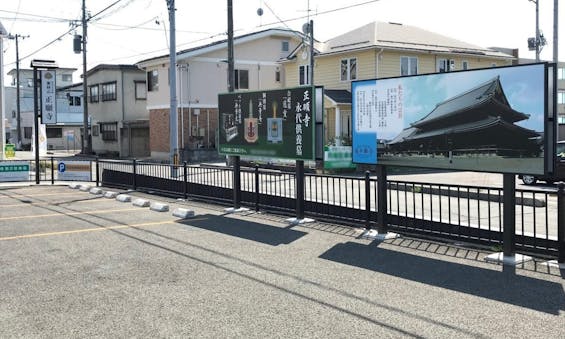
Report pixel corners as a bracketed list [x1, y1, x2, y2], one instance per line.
[136, 28, 304, 160]
[281, 21, 516, 144]
[86, 64, 148, 158]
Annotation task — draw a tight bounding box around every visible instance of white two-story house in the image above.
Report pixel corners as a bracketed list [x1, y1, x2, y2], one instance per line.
[136, 28, 304, 160]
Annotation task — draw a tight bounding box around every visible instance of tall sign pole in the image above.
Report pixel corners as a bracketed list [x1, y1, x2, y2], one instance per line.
[167, 0, 179, 170]
[227, 0, 241, 210]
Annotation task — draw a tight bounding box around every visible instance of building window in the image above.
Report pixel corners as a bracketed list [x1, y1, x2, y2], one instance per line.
[275, 68, 281, 82]
[462, 60, 469, 70]
[46, 127, 62, 138]
[24, 127, 32, 139]
[101, 82, 117, 101]
[299, 65, 310, 85]
[558, 68, 565, 80]
[558, 115, 565, 124]
[341, 58, 357, 81]
[147, 70, 159, 92]
[26, 78, 33, 87]
[92, 125, 99, 136]
[491, 63, 497, 67]
[437, 59, 455, 73]
[89, 85, 99, 103]
[135, 81, 147, 100]
[62, 74, 72, 82]
[281, 41, 289, 52]
[100, 123, 118, 141]
[68, 95, 81, 106]
[400, 56, 418, 76]
[234, 69, 249, 90]
[558, 91, 565, 105]
[12, 110, 16, 118]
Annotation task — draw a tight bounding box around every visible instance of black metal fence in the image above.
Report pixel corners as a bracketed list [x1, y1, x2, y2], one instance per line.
[97, 159, 565, 259]
[1, 157, 563, 260]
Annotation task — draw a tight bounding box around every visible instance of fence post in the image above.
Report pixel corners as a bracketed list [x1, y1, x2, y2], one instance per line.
[558, 183, 565, 263]
[502, 173, 516, 257]
[296, 160, 305, 220]
[132, 159, 137, 191]
[376, 165, 388, 234]
[50, 157, 54, 185]
[95, 157, 99, 187]
[365, 171, 371, 229]
[183, 161, 188, 199]
[255, 165, 260, 212]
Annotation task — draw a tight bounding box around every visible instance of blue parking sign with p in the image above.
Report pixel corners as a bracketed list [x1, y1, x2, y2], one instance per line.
[58, 162, 66, 173]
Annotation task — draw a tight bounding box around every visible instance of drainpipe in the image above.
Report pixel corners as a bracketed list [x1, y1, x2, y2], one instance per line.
[121, 71, 126, 156]
[375, 48, 384, 78]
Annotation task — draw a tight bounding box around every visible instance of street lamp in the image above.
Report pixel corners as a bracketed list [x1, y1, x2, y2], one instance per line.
[528, 0, 547, 62]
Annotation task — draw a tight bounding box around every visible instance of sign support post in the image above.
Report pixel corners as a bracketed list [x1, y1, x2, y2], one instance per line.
[485, 174, 532, 265]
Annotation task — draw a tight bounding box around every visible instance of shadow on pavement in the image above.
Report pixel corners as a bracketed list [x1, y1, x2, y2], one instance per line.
[319, 241, 565, 315]
[176, 214, 307, 246]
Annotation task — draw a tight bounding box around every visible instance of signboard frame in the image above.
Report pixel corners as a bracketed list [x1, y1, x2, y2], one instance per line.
[351, 63, 556, 176]
[218, 86, 317, 161]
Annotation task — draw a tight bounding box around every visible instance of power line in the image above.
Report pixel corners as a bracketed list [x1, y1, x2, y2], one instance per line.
[92, 20, 213, 34]
[0, 9, 73, 23]
[5, 0, 130, 65]
[259, 0, 381, 28]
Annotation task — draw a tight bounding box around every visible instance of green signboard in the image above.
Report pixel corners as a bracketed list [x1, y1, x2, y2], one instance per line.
[4, 144, 16, 158]
[324, 146, 356, 169]
[218, 86, 316, 160]
[0, 161, 30, 182]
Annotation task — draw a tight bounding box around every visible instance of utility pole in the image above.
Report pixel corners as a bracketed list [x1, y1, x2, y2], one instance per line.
[554, 0, 558, 63]
[82, 0, 91, 154]
[7, 33, 28, 149]
[167, 0, 178, 169]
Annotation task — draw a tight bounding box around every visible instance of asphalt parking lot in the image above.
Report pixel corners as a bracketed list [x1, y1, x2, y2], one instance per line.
[0, 184, 564, 338]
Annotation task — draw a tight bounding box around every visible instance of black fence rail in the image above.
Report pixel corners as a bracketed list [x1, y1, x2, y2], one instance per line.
[2, 157, 563, 260]
[96, 159, 564, 259]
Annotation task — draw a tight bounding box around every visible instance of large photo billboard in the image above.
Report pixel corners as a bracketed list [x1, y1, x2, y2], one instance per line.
[218, 86, 316, 161]
[352, 63, 555, 175]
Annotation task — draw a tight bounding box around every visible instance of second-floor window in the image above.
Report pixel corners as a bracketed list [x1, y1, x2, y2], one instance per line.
[462, 60, 469, 70]
[299, 65, 310, 85]
[135, 81, 147, 100]
[558, 68, 565, 80]
[400, 56, 418, 76]
[558, 90, 565, 105]
[281, 41, 289, 52]
[234, 69, 249, 90]
[100, 123, 118, 141]
[101, 82, 117, 101]
[341, 58, 357, 81]
[68, 95, 81, 106]
[89, 85, 99, 103]
[62, 74, 72, 82]
[437, 59, 455, 73]
[147, 70, 158, 92]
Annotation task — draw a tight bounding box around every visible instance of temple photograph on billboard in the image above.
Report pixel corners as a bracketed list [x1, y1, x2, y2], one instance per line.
[352, 63, 556, 175]
[218, 86, 317, 161]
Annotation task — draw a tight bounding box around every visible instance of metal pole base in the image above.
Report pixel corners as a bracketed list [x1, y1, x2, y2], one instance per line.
[484, 252, 533, 266]
[361, 228, 400, 241]
[286, 217, 315, 226]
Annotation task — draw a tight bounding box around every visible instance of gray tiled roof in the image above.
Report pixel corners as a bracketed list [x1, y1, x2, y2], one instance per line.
[412, 76, 528, 129]
[320, 22, 513, 59]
